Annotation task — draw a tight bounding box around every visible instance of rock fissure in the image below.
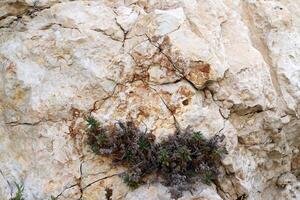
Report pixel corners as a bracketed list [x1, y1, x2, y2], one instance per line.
[0, 1, 300, 199]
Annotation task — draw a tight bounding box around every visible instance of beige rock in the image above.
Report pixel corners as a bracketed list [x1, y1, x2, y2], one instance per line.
[0, 0, 299, 200]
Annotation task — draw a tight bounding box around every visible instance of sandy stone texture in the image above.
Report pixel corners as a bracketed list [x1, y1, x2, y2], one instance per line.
[0, 0, 299, 199]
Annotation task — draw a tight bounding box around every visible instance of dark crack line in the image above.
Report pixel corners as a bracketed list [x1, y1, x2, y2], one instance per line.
[5, 121, 42, 126]
[43, 22, 81, 32]
[104, 75, 182, 131]
[55, 183, 78, 199]
[82, 160, 146, 191]
[5, 118, 64, 126]
[144, 34, 200, 92]
[77, 162, 84, 200]
[84, 170, 110, 177]
[87, 80, 120, 116]
[218, 108, 228, 120]
[111, 8, 129, 46]
[0, 2, 51, 29]
[147, 77, 183, 87]
[216, 120, 226, 136]
[54, 162, 84, 199]
[92, 28, 123, 42]
[0, 15, 22, 29]
[113, 12, 128, 48]
[82, 171, 125, 191]
[148, 85, 181, 131]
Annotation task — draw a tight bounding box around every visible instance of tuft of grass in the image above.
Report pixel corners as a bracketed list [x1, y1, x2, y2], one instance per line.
[192, 131, 203, 141]
[10, 183, 24, 200]
[86, 119, 226, 198]
[86, 116, 100, 129]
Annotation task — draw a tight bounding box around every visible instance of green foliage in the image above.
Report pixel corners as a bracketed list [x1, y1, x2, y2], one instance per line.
[158, 149, 170, 166]
[175, 146, 192, 162]
[95, 133, 107, 145]
[123, 173, 140, 189]
[123, 150, 133, 161]
[10, 183, 24, 200]
[50, 196, 57, 200]
[203, 170, 214, 185]
[86, 119, 226, 199]
[86, 116, 100, 129]
[138, 137, 150, 151]
[10, 184, 58, 200]
[192, 131, 203, 141]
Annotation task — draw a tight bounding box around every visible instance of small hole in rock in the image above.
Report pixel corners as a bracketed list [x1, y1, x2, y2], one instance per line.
[105, 187, 113, 200]
[182, 99, 189, 106]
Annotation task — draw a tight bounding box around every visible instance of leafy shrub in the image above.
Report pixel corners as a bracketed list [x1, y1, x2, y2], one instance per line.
[86, 117, 226, 199]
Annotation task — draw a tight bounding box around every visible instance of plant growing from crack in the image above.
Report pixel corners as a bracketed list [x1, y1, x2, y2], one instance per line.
[50, 196, 57, 200]
[86, 117, 226, 199]
[9, 182, 58, 200]
[122, 173, 141, 189]
[192, 131, 203, 141]
[86, 116, 100, 128]
[10, 183, 24, 200]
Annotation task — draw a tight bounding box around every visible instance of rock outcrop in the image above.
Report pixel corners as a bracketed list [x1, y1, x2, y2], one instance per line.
[0, 0, 299, 199]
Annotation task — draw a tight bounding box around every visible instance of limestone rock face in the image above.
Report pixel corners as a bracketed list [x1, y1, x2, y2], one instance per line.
[0, 0, 299, 200]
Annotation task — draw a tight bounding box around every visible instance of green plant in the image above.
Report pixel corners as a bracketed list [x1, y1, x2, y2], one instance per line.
[192, 131, 203, 141]
[123, 150, 133, 161]
[202, 169, 214, 185]
[123, 173, 140, 189]
[10, 183, 24, 200]
[95, 133, 107, 145]
[158, 148, 170, 166]
[175, 146, 192, 162]
[50, 196, 57, 200]
[86, 116, 100, 129]
[138, 136, 150, 151]
[86, 118, 226, 198]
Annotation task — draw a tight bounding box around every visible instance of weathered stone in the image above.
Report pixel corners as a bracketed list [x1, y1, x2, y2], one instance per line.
[0, 0, 300, 200]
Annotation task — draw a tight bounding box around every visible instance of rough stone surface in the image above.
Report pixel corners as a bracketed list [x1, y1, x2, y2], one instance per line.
[0, 0, 299, 199]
